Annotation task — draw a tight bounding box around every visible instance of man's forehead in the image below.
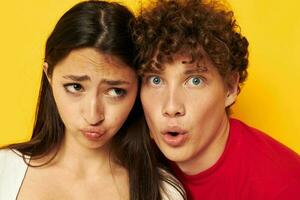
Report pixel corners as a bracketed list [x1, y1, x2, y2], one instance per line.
[144, 54, 210, 74]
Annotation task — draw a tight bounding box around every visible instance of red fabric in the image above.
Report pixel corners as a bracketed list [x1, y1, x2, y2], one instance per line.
[173, 119, 300, 200]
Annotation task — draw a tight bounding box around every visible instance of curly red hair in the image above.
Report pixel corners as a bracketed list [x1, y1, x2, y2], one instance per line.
[133, 0, 249, 89]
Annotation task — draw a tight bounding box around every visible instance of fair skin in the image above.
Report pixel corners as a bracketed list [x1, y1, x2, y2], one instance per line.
[141, 54, 239, 175]
[17, 48, 137, 200]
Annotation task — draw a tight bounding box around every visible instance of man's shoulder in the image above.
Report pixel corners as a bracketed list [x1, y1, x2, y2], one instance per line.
[229, 118, 300, 181]
[230, 118, 300, 164]
[225, 119, 300, 199]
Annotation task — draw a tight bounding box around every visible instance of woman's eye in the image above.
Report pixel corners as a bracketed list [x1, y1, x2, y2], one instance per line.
[148, 76, 162, 85]
[187, 77, 203, 86]
[107, 88, 126, 97]
[64, 83, 84, 93]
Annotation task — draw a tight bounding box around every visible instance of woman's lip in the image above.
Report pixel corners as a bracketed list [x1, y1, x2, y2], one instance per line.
[80, 128, 106, 141]
[82, 131, 105, 141]
[80, 127, 105, 134]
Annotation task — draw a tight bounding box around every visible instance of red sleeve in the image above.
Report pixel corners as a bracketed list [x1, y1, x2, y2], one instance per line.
[275, 179, 300, 200]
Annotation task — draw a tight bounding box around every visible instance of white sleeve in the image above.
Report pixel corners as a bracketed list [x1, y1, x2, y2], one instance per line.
[0, 149, 28, 200]
[160, 169, 186, 200]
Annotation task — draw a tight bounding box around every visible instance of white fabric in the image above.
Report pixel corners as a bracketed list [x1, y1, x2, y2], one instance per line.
[160, 169, 186, 200]
[0, 149, 28, 200]
[161, 181, 185, 200]
[0, 149, 185, 200]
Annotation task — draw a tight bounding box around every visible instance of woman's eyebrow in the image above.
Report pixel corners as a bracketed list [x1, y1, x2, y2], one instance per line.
[62, 75, 90, 81]
[100, 79, 130, 85]
[63, 75, 131, 85]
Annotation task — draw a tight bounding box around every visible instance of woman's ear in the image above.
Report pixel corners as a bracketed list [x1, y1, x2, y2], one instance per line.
[225, 72, 240, 107]
[43, 62, 51, 84]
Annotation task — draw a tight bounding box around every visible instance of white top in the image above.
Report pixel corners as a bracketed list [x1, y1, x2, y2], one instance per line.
[161, 173, 186, 200]
[0, 149, 28, 200]
[0, 149, 184, 200]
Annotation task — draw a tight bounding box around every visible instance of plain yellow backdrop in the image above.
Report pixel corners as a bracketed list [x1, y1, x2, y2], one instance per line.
[0, 0, 299, 154]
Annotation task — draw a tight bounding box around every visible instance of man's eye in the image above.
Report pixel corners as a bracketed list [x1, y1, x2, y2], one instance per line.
[64, 83, 84, 93]
[107, 88, 126, 97]
[149, 76, 162, 85]
[186, 77, 203, 86]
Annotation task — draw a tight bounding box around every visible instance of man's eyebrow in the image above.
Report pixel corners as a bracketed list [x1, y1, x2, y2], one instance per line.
[140, 69, 163, 75]
[100, 79, 130, 85]
[63, 75, 91, 81]
[184, 66, 208, 75]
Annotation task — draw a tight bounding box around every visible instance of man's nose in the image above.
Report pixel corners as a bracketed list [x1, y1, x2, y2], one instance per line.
[162, 86, 185, 118]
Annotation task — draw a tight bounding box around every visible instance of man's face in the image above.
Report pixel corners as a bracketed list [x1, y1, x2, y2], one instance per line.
[140, 54, 238, 174]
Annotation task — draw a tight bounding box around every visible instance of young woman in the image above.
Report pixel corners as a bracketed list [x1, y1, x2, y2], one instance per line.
[0, 1, 185, 199]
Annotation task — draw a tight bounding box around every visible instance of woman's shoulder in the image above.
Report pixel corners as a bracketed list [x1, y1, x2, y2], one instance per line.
[0, 148, 28, 200]
[159, 168, 186, 200]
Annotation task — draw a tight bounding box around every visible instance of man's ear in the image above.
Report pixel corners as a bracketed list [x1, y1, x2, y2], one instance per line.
[225, 72, 240, 107]
[43, 62, 51, 84]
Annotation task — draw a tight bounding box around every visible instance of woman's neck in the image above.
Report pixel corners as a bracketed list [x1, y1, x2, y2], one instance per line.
[33, 134, 120, 179]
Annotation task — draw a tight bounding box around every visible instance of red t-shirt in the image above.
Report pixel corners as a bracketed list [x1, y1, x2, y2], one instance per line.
[173, 118, 300, 200]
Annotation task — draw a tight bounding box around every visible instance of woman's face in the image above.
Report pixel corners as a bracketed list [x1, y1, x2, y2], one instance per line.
[47, 48, 137, 150]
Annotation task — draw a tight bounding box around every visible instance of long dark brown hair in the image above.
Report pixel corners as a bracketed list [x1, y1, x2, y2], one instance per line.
[3, 1, 185, 199]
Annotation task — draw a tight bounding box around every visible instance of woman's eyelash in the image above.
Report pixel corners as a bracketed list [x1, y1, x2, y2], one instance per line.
[107, 88, 127, 98]
[63, 83, 84, 93]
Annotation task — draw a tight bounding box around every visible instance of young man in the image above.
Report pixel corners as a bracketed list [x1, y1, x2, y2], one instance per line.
[133, 0, 300, 199]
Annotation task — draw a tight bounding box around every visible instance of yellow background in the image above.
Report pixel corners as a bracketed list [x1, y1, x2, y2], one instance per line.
[0, 0, 299, 154]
